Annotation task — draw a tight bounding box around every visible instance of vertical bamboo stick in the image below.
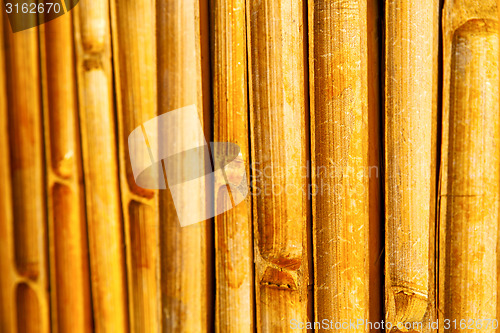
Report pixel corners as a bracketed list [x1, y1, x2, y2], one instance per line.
[308, 1, 369, 330]
[426, 0, 441, 331]
[157, 0, 212, 331]
[211, 0, 254, 331]
[73, 1, 128, 331]
[246, 1, 311, 331]
[110, 0, 161, 332]
[39, 11, 92, 333]
[384, 0, 438, 329]
[2, 11, 50, 333]
[0, 9, 16, 332]
[439, 1, 499, 331]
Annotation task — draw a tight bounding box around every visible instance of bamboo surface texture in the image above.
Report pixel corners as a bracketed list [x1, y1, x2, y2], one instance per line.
[2, 1, 500, 332]
[2, 10, 50, 333]
[247, 0, 311, 332]
[211, 0, 254, 332]
[0, 9, 16, 332]
[157, 0, 212, 332]
[384, 0, 438, 330]
[308, 1, 369, 332]
[439, 0, 499, 331]
[110, 0, 161, 331]
[73, 1, 129, 331]
[39, 12, 92, 333]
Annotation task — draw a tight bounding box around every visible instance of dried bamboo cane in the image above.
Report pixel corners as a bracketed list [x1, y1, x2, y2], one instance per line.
[157, 0, 212, 332]
[439, 1, 499, 331]
[308, 1, 369, 330]
[0, 10, 16, 332]
[384, 0, 438, 330]
[110, 0, 161, 332]
[39, 11, 92, 333]
[403, 2, 441, 332]
[2, 11, 50, 333]
[73, 1, 128, 331]
[246, 1, 311, 331]
[211, 0, 254, 331]
[424, 0, 440, 331]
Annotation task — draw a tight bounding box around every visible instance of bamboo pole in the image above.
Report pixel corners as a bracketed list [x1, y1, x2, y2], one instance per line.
[2, 10, 50, 333]
[246, 1, 311, 331]
[308, 1, 369, 330]
[414, 1, 441, 332]
[439, 1, 499, 331]
[384, 0, 438, 329]
[157, 0, 213, 331]
[73, 1, 128, 331]
[39, 11, 92, 333]
[110, 0, 161, 332]
[425, 0, 440, 331]
[0, 9, 16, 332]
[211, 0, 254, 331]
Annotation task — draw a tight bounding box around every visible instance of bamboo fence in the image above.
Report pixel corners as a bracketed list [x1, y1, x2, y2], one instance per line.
[0, 0, 499, 332]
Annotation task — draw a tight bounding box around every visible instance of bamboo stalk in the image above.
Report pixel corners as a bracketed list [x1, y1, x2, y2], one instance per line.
[384, 0, 438, 329]
[73, 1, 128, 331]
[439, 1, 499, 331]
[211, 0, 254, 331]
[157, 0, 212, 332]
[246, 1, 311, 331]
[39, 12, 92, 333]
[308, 1, 369, 330]
[16, 283, 42, 332]
[110, 0, 161, 332]
[3, 11, 50, 333]
[0, 9, 16, 332]
[424, 0, 441, 331]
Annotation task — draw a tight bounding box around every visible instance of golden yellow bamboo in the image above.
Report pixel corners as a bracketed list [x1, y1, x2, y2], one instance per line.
[110, 0, 161, 331]
[424, 1, 440, 331]
[2, 11, 50, 333]
[308, 1, 369, 330]
[0, 9, 16, 332]
[4, 9, 44, 283]
[16, 283, 43, 332]
[73, 1, 128, 331]
[384, 0, 438, 329]
[246, 0, 311, 331]
[439, 1, 499, 331]
[39, 12, 92, 333]
[211, 0, 254, 331]
[157, 0, 212, 332]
